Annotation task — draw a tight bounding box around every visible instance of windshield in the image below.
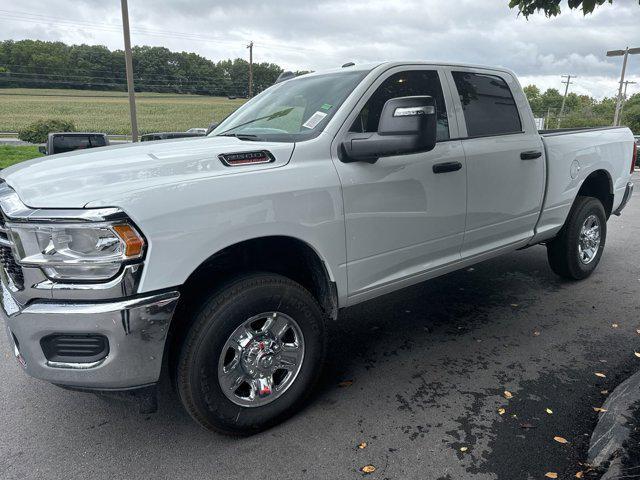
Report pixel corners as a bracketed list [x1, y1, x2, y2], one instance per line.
[211, 70, 370, 142]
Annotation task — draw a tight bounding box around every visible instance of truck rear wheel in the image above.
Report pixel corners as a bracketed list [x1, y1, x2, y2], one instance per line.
[546, 195, 607, 280]
[175, 273, 326, 435]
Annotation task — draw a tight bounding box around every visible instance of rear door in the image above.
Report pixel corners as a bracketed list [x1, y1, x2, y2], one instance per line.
[446, 68, 545, 257]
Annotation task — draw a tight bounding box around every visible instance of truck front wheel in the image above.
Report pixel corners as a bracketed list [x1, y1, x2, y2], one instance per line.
[546, 195, 607, 280]
[175, 273, 326, 435]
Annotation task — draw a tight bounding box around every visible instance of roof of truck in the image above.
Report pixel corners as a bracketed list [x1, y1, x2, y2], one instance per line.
[301, 61, 517, 78]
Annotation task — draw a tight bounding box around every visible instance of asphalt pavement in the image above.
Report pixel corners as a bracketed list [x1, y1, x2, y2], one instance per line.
[1, 174, 639, 480]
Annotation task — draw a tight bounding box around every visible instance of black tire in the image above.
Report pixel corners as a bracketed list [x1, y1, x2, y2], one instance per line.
[546, 195, 607, 280]
[175, 272, 326, 435]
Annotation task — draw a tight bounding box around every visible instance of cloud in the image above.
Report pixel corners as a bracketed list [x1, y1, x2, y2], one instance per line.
[1, 0, 638, 98]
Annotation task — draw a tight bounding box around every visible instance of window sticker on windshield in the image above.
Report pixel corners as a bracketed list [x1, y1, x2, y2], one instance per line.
[320, 103, 333, 111]
[302, 111, 328, 129]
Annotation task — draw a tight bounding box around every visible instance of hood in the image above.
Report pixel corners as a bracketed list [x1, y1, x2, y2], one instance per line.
[1, 136, 295, 208]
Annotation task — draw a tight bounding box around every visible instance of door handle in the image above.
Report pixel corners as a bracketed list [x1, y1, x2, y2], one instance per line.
[520, 150, 542, 160]
[433, 161, 462, 174]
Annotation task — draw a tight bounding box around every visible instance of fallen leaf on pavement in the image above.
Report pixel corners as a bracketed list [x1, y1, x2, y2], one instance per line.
[504, 390, 513, 399]
[611, 323, 619, 328]
[498, 408, 506, 415]
[533, 331, 541, 336]
[546, 408, 553, 415]
[361, 465, 376, 474]
[594, 372, 606, 378]
[545, 473, 558, 479]
[636, 329, 640, 335]
[601, 390, 609, 395]
[510, 303, 519, 307]
[358, 442, 367, 449]
[635, 352, 640, 358]
[553, 436, 569, 444]
[593, 407, 608, 413]
[338, 380, 353, 387]
[575, 472, 584, 478]
[460, 446, 468, 452]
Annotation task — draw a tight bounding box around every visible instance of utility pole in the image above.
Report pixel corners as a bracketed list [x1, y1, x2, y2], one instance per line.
[247, 41, 254, 98]
[607, 46, 640, 126]
[545, 106, 551, 130]
[557, 74, 575, 129]
[121, 0, 138, 142]
[618, 80, 637, 121]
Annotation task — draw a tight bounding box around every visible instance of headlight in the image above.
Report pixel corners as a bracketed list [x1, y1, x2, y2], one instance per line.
[7, 222, 145, 281]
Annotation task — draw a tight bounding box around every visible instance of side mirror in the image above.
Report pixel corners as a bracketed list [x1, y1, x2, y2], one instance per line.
[340, 96, 437, 163]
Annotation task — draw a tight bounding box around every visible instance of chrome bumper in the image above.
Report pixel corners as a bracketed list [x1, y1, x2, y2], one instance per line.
[3, 285, 180, 389]
[613, 181, 634, 216]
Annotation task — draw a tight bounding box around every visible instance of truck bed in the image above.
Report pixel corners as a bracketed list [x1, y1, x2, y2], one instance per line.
[532, 126, 633, 243]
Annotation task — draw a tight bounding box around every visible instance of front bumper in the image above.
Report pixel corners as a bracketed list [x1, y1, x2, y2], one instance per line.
[613, 181, 634, 216]
[3, 285, 179, 389]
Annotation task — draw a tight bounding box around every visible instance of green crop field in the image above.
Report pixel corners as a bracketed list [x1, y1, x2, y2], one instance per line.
[0, 146, 43, 168]
[0, 88, 247, 135]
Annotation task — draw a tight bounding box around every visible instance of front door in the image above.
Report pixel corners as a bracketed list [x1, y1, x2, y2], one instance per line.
[330, 67, 467, 301]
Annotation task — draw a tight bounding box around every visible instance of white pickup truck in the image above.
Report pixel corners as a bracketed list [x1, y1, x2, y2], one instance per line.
[1, 61, 635, 435]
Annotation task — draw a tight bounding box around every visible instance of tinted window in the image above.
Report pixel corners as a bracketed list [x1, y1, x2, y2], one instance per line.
[452, 72, 522, 137]
[349, 70, 450, 141]
[52, 135, 106, 154]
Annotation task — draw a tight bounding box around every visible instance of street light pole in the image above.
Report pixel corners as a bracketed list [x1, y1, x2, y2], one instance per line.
[121, 0, 139, 142]
[607, 46, 640, 126]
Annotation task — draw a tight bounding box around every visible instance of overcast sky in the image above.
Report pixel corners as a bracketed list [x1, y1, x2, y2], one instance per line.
[1, 0, 639, 99]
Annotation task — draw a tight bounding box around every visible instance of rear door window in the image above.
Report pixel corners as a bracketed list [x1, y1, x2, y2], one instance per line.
[451, 72, 522, 137]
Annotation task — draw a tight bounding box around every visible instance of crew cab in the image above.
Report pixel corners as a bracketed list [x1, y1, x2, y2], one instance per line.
[0, 62, 635, 435]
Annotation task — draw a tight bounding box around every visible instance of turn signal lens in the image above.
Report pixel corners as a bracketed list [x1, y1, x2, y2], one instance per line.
[113, 224, 144, 257]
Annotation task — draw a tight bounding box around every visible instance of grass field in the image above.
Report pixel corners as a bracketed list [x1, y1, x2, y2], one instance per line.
[0, 146, 43, 168]
[0, 88, 247, 135]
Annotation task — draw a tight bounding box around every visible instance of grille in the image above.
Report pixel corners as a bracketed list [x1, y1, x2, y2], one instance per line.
[0, 246, 23, 289]
[0, 215, 23, 289]
[41, 334, 109, 364]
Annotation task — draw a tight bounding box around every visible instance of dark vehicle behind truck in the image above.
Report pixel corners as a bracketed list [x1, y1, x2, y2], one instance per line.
[38, 133, 109, 155]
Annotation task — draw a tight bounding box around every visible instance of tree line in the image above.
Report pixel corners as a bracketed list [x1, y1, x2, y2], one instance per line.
[1, 40, 638, 133]
[523, 84, 640, 133]
[0, 40, 287, 97]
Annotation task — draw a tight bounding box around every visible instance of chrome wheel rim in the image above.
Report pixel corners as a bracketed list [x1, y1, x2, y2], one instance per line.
[578, 214, 601, 264]
[217, 312, 305, 408]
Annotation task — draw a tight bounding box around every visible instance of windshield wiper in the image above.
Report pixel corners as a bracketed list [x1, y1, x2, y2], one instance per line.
[217, 133, 261, 141]
[215, 107, 294, 137]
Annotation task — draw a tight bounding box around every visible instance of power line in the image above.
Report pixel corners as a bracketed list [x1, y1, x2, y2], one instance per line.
[0, 64, 276, 83]
[0, 91, 244, 99]
[0, 71, 251, 87]
[0, 9, 315, 54]
[1, 78, 252, 93]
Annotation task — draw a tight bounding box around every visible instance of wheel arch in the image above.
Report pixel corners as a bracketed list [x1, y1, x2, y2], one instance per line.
[577, 169, 614, 217]
[179, 234, 337, 316]
[164, 235, 338, 371]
